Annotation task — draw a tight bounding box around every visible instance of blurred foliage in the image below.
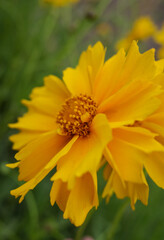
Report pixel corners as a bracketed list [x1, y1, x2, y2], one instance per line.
[0, 0, 164, 239]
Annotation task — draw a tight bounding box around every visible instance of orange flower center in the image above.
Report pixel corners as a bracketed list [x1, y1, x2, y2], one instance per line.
[56, 94, 97, 136]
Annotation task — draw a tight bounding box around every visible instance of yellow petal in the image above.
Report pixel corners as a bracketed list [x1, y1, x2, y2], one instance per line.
[98, 80, 162, 128]
[113, 126, 164, 153]
[15, 131, 69, 181]
[30, 75, 69, 103]
[6, 162, 20, 168]
[142, 122, 164, 139]
[51, 113, 112, 188]
[50, 179, 70, 211]
[45, 135, 78, 170]
[108, 138, 145, 183]
[9, 75, 71, 133]
[76, 113, 112, 176]
[11, 168, 51, 203]
[63, 67, 92, 95]
[113, 41, 158, 92]
[30, 86, 47, 99]
[9, 111, 57, 132]
[103, 169, 149, 209]
[128, 180, 149, 209]
[15, 75, 70, 124]
[144, 152, 164, 189]
[143, 102, 164, 138]
[155, 60, 164, 74]
[19, 75, 70, 119]
[152, 74, 164, 92]
[9, 131, 43, 150]
[157, 46, 164, 59]
[78, 42, 105, 83]
[103, 147, 122, 178]
[22, 97, 61, 118]
[123, 41, 156, 79]
[146, 112, 164, 128]
[10, 136, 77, 202]
[44, 75, 70, 99]
[63, 42, 105, 95]
[93, 48, 126, 105]
[63, 172, 98, 227]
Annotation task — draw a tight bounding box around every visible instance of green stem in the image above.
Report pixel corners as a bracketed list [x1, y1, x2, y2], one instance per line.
[106, 200, 129, 240]
[75, 209, 95, 240]
[25, 192, 39, 235]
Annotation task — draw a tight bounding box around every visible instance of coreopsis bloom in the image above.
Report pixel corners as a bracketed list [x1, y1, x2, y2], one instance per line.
[130, 16, 156, 39]
[43, 0, 78, 6]
[8, 41, 164, 226]
[116, 16, 156, 50]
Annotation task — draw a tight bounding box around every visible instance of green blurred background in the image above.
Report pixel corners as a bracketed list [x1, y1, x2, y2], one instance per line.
[0, 0, 164, 239]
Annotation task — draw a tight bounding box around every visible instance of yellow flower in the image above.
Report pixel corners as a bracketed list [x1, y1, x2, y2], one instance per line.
[116, 16, 156, 50]
[153, 24, 164, 60]
[116, 37, 132, 52]
[154, 24, 164, 45]
[8, 41, 164, 226]
[43, 0, 78, 6]
[130, 16, 156, 39]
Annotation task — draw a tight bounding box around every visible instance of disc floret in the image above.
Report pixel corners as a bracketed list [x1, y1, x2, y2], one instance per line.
[56, 94, 97, 136]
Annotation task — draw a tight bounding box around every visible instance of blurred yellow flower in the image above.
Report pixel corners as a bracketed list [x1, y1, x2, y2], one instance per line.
[131, 16, 156, 39]
[116, 16, 156, 50]
[154, 24, 164, 45]
[8, 41, 164, 226]
[43, 0, 78, 6]
[116, 37, 131, 51]
[153, 24, 164, 60]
